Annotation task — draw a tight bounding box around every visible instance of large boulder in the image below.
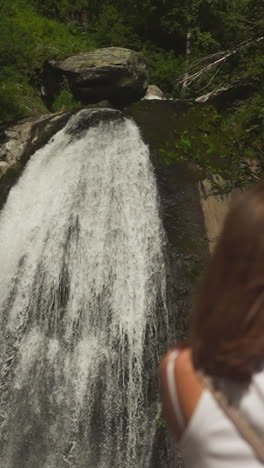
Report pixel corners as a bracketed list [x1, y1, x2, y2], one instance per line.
[43, 47, 149, 108]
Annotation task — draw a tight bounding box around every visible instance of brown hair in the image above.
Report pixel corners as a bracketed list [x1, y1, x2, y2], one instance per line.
[191, 183, 264, 380]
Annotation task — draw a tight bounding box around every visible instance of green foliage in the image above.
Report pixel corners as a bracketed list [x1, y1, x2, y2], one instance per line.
[0, 0, 94, 124]
[52, 79, 81, 112]
[89, 5, 141, 49]
[160, 103, 263, 193]
[0, 1, 93, 72]
[31, 0, 103, 23]
[0, 0, 263, 173]
[155, 414, 167, 428]
[30, 0, 89, 22]
[142, 48, 185, 96]
[0, 80, 47, 124]
[189, 28, 219, 56]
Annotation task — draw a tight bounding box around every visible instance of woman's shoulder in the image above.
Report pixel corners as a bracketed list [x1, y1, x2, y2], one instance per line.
[160, 347, 204, 440]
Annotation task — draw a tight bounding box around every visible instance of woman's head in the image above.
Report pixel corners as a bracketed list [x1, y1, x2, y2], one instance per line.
[191, 183, 264, 380]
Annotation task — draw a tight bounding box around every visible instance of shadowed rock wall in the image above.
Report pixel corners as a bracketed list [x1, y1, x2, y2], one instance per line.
[129, 100, 209, 342]
[128, 100, 209, 468]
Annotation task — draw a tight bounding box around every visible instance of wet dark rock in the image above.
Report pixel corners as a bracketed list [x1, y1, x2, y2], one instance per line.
[128, 99, 208, 468]
[65, 108, 124, 137]
[128, 100, 208, 340]
[195, 80, 253, 110]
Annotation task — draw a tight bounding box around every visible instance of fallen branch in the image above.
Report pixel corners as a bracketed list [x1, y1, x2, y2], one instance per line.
[176, 36, 264, 91]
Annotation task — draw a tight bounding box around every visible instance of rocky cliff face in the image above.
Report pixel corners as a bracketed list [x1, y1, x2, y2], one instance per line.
[128, 99, 209, 341]
[128, 99, 235, 468]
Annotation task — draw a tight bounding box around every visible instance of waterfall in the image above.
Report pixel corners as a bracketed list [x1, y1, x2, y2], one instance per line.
[0, 109, 168, 468]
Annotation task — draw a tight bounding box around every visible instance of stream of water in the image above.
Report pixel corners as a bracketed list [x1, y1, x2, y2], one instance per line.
[0, 110, 169, 468]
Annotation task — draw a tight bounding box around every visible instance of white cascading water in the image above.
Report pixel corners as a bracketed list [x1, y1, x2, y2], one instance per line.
[0, 110, 168, 468]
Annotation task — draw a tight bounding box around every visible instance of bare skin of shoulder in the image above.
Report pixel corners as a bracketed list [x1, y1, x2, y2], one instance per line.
[160, 348, 204, 440]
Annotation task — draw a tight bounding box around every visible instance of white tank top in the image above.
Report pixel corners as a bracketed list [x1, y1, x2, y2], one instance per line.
[166, 350, 264, 468]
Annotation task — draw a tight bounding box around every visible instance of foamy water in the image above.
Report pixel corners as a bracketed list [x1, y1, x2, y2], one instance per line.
[0, 110, 168, 467]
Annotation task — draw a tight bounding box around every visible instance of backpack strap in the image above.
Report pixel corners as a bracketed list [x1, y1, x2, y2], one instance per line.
[196, 370, 264, 464]
[166, 350, 185, 430]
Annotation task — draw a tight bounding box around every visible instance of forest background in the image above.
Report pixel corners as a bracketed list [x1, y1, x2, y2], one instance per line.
[0, 0, 263, 187]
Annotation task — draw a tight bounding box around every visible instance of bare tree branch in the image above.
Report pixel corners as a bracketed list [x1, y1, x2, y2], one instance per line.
[176, 36, 264, 91]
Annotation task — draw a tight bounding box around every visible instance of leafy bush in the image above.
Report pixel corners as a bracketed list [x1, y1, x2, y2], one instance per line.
[0, 0, 94, 124]
[52, 79, 81, 112]
[89, 4, 141, 49]
[160, 102, 263, 193]
[142, 48, 185, 96]
[0, 81, 47, 125]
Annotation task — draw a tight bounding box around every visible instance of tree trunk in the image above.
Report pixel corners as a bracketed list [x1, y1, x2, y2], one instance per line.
[182, 29, 192, 96]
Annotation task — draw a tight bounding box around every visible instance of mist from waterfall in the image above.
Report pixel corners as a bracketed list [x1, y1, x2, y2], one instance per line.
[0, 110, 168, 468]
